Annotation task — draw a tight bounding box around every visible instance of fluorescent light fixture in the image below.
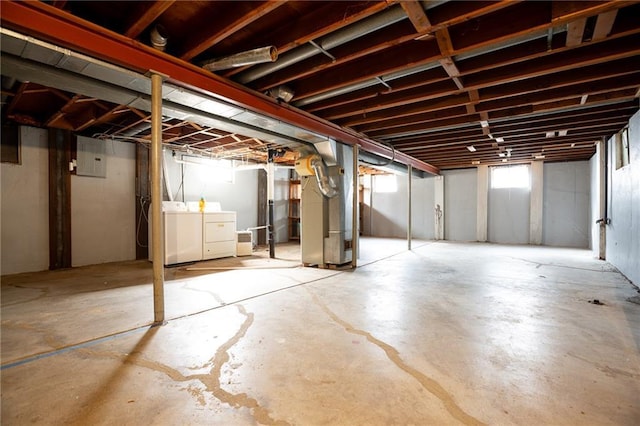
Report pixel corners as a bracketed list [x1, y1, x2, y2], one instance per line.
[546, 131, 556, 138]
[580, 94, 588, 104]
[480, 120, 489, 128]
[498, 152, 506, 157]
[502, 158, 508, 163]
[571, 142, 576, 148]
[467, 145, 476, 152]
[471, 160, 480, 165]
[535, 154, 546, 159]
[495, 137, 504, 143]
[558, 130, 568, 136]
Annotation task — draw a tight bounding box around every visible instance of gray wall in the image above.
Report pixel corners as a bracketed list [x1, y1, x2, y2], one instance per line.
[411, 176, 435, 239]
[488, 186, 530, 244]
[364, 174, 435, 239]
[605, 110, 640, 285]
[443, 168, 477, 241]
[542, 161, 590, 248]
[71, 139, 136, 266]
[1, 126, 50, 275]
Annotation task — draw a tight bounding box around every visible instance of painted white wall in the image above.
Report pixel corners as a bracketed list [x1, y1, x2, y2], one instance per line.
[71, 138, 136, 266]
[1, 126, 50, 275]
[411, 176, 435, 239]
[589, 146, 600, 254]
[370, 173, 408, 238]
[605, 110, 640, 285]
[443, 168, 477, 241]
[488, 185, 530, 244]
[542, 161, 590, 248]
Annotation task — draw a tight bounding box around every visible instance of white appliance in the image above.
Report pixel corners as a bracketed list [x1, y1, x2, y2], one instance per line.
[203, 211, 237, 259]
[149, 201, 203, 265]
[236, 231, 252, 256]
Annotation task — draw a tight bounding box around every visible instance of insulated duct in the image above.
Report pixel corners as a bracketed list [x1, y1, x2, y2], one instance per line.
[295, 154, 338, 198]
[202, 46, 278, 72]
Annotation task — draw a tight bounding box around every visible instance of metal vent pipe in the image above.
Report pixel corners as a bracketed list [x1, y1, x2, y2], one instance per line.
[202, 46, 277, 72]
[235, 5, 408, 84]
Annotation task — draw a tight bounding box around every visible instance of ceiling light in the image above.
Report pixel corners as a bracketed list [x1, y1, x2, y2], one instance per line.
[546, 131, 556, 138]
[495, 137, 504, 143]
[558, 130, 568, 136]
[498, 152, 506, 157]
[506, 148, 512, 158]
[535, 154, 546, 159]
[471, 160, 480, 165]
[502, 159, 508, 163]
[467, 145, 476, 152]
[480, 120, 489, 128]
[571, 142, 576, 147]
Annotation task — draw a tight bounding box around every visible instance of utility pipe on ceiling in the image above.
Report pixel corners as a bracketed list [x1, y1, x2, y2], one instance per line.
[203, 46, 277, 72]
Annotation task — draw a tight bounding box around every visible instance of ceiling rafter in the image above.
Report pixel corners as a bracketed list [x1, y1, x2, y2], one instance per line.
[180, 1, 286, 61]
[124, 0, 176, 39]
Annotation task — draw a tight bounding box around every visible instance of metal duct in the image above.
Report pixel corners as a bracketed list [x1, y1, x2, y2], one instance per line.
[150, 25, 168, 51]
[295, 154, 338, 198]
[265, 84, 295, 103]
[294, 26, 568, 108]
[236, 5, 408, 84]
[202, 46, 277, 72]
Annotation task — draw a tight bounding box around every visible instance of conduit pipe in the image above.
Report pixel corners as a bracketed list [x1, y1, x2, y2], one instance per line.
[203, 46, 277, 72]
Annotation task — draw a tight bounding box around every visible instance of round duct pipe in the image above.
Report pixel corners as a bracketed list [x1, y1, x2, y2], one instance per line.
[202, 46, 278, 72]
[295, 154, 338, 198]
[150, 25, 168, 51]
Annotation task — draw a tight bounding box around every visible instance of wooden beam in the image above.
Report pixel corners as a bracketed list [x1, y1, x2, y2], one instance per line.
[400, 1, 432, 32]
[592, 10, 618, 40]
[124, 0, 175, 39]
[48, 128, 72, 270]
[566, 18, 587, 47]
[180, 0, 285, 61]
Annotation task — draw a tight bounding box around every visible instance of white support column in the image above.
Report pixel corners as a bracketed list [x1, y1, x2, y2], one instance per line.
[434, 175, 444, 240]
[150, 73, 165, 324]
[407, 164, 412, 250]
[476, 165, 489, 242]
[352, 144, 359, 268]
[529, 161, 544, 245]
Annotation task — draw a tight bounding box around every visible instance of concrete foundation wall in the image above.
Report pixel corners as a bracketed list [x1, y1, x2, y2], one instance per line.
[488, 186, 530, 244]
[1, 127, 50, 275]
[443, 168, 477, 241]
[71, 139, 136, 267]
[411, 176, 436, 239]
[542, 162, 590, 248]
[370, 174, 408, 238]
[605, 110, 640, 285]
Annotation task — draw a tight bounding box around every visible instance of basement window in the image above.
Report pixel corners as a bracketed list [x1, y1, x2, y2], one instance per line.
[491, 165, 530, 189]
[373, 173, 397, 193]
[615, 127, 630, 170]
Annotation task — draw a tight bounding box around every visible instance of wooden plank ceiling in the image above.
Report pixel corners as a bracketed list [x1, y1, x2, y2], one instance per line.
[2, 0, 639, 170]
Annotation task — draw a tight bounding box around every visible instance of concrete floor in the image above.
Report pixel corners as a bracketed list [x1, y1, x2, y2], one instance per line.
[1, 239, 639, 425]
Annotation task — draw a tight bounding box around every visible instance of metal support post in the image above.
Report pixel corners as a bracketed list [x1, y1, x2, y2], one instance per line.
[151, 72, 165, 324]
[267, 149, 276, 259]
[351, 144, 359, 268]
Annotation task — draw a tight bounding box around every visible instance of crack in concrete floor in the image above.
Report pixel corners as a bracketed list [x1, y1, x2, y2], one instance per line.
[308, 288, 486, 426]
[73, 303, 288, 425]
